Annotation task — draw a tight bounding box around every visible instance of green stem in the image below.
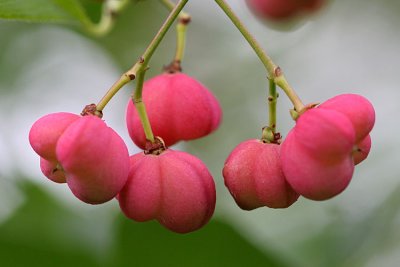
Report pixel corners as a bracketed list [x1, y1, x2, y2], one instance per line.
[97, 75, 131, 111]
[160, 0, 191, 63]
[268, 78, 277, 130]
[175, 19, 188, 62]
[133, 69, 155, 142]
[261, 79, 278, 143]
[214, 0, 304, 112]
[96, 0, 189, 111]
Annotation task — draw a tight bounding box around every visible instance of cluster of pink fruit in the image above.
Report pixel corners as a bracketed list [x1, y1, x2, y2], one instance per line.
[28, 0, 375, 234]
[223, 94, 375, 210]
[29, 71, 221, 233]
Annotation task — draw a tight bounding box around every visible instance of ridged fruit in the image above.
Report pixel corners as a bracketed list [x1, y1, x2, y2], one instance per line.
[30, 113, 130, 204]
[118, 149, 216, 234]
[223, 139, 299, 210]
[126, 73, 222, 149]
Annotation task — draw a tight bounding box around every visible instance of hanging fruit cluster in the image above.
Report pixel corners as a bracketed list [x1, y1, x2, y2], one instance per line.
[29, 0, 375, 234]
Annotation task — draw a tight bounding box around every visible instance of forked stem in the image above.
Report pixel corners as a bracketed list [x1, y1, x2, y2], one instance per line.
[96, 0, 189, 111]
[214, 0, 304, 113]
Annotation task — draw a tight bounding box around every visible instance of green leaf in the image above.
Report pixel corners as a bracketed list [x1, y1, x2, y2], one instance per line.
[0, 0, 91, 26]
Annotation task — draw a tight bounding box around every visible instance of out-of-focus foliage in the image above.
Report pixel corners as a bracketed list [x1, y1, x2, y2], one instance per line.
[0, 0, 90, 25]
[0, 180, 289, 267]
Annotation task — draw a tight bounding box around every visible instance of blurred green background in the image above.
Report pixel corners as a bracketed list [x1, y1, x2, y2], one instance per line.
[1, 0, 399, 266]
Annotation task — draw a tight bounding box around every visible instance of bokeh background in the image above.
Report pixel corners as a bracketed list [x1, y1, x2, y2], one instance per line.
[0, 0, 399, 266]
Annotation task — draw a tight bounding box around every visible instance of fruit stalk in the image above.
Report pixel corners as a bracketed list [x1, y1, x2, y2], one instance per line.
[160, 0, 191, 67]
[133, 69, 155, 143]
[175, 13, 190, 63]
[214, 0, 304, 112]
[268, 77, 277, 132]
[96, 0, 189, 111]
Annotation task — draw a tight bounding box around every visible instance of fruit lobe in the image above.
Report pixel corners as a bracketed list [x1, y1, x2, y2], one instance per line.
[118, 149, 216, 234]
[40, 157, 66, 184]
[318, 94, 375, 142]
[126, 73, 222, 149]
[353, 134, 372, 165]
[281, 130, 355, 200]
[293, 108, 356, 164]
[56, 115, 130, 204]
[223, 139, 299, 209]
[29, 112, 80, 161]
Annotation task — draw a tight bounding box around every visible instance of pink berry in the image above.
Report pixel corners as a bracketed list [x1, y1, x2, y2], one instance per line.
[223, 139, 299, 210]
[222, 139, 299, 210]
[29, 112, 80, 161]
[246, 0, 324, 21]
[353, 134, 371, 165]
[318, 94, 375, 142]
[292, 108, 356, 164]
[40, 157, 66, 184]
[56, 115, 130, 204]
[126, 73, 222, 149]
[118, 149, 216, 234]
[281, 130, 355, 200]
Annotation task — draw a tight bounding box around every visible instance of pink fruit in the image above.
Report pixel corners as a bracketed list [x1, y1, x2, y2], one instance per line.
[318, 94, 375, 142]
[118, 149, 216, 234]
[223, 139, 299, 210]
[246, 0, 324, 20]
[292, 108, 356, 164]
[353, 134, 371, 165]
[126, 73, 222, 149]
[40, 157, 66, 184]
[56, 115, 130, 204]
[281, 130, 355, 200]
[29, 112, 80, 161]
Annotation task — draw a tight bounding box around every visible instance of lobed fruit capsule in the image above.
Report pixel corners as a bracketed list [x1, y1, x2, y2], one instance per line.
[246, 0, 324, 21]
[126, 73, 222, 149]
[281, 93, 375, 201]
[56, 115, 130, 204]
[29, 112, 80, 161]
[30, 113, 130, 205]
[223, 139, 299, 210]
[118, 149, 216, 234]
